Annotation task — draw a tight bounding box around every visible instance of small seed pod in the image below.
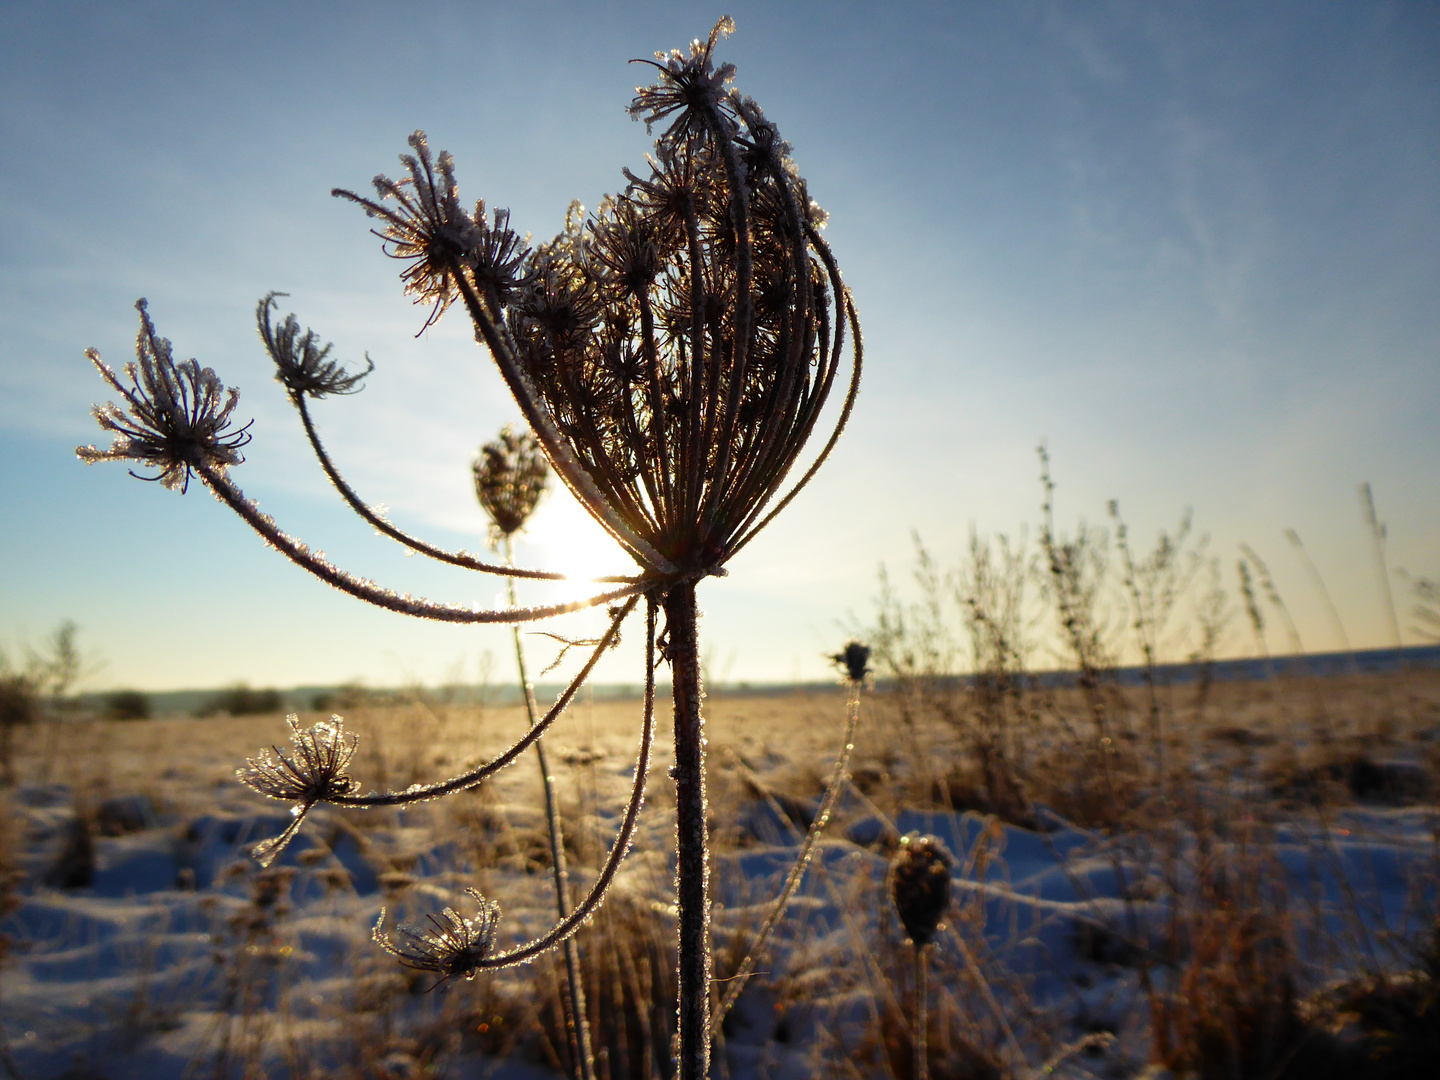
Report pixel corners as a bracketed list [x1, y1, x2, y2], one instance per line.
[830, 641, 870, 684]
[889, 834, 953, 947]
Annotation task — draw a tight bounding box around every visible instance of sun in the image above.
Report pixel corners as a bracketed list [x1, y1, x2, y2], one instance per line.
[521, 491, 633, 587]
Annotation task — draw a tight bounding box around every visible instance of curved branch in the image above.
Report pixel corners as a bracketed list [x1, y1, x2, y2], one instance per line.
[707, 106, 816, 540]
[474, 594, 658, 969]
[637, 289, 674, 525]
[199, 463, 643, 623]
[334, 595, 638, 807]
[719, 254, 830, 534]
[292, 395, 600, 581]
[681, 192, 709, 526]
[697, 102, 754, 533]
[727, 238, 862, 560]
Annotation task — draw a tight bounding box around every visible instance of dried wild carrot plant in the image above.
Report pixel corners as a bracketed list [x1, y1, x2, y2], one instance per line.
[80, 19, 861, 1079]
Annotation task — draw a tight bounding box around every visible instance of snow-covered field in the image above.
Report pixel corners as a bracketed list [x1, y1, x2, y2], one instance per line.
[3, 674, 1438, 1079]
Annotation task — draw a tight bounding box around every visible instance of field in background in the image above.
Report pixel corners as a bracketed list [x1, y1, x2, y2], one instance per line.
[5, 469, 1438, 1077]
[3, 658, 1439, 1079]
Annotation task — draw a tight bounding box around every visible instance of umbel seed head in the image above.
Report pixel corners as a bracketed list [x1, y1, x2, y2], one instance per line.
[258, 293, 374, 399]
[237, 715, 360, 866]
[77, 300, 253, 493]
[335, 15, 861, 583]
[889, 834, 953, 947]
[473, 426, 549, 543]
[373, 886, 501, 984]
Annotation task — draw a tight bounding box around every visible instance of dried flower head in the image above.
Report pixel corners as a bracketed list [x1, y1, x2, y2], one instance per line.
[628, 15, 737, 139]
[238, 715, 360, 867]
[489, 19, 853, 580]
[830, 641, 871, 684]
[465, 202, 532, 305]
[333, 132, 529, 329]
[889, 834, 953, 947]
[258, 293, 373, 398]
[373, 886, 501, 984]
[474, 426, 550, 543]
[78, 300, 252, 493]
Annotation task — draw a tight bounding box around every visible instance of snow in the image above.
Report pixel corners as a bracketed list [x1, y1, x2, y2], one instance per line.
[2, 694, 1437, 1079]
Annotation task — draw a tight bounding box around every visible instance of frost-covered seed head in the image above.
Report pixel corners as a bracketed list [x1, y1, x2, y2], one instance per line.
[257, 293, 374, 398]
[373, 887, 501, 983]
[78, 300, 252, 492]
[332, 133, 529, 328]
[238, 714, 360, 806]
[628, 15, 738, 139]
[238, 715, 361, 867]
[473, 426, 550, 544]
[337, 18, 858, 584]
[889, 834, 953, 947]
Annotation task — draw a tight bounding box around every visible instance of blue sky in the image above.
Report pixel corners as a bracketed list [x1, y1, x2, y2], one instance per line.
[2, 1, 1436, 691]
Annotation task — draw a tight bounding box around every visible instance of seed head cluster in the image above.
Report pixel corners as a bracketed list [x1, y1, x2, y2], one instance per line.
[335, 134, 530, 330]
[889, 834, 954, 947]
[373, 886, 502, 984]
[334, 15, 858, 584]
[238, 715, 360, 866]
[831, 641, 872, 684]
[473, 426, 550, 543]
[258, 293, 374, 399]
[78, 300, 252, 493]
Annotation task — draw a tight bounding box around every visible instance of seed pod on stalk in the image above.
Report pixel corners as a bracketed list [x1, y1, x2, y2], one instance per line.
[889, 834, 954, 1080]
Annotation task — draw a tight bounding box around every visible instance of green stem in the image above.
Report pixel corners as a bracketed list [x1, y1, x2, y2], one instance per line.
[665, 582, 710, 1080]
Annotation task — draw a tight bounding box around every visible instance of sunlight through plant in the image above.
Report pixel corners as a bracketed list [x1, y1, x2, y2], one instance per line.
[475, 425, 595, 1080]
[79, 18, 861, 1079]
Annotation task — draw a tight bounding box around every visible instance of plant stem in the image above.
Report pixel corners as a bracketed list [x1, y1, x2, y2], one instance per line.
[710, 682, 862, 1035]
[507, 537, 595, 1080]
[665, 581, 710, 1080]
[913, 944, 928, 1080]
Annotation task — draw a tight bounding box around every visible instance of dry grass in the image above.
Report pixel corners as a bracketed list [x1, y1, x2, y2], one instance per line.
[2, 657, 1438, 1079]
